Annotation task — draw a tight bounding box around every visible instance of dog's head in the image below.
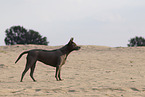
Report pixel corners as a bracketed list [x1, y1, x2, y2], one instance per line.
[67, 38, 81, 51]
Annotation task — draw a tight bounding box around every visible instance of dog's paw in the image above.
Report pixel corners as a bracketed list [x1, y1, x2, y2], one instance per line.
[58, 79, 64, 81]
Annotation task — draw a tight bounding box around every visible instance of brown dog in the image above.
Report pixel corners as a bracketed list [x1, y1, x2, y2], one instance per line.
[15, 38, 80, 82]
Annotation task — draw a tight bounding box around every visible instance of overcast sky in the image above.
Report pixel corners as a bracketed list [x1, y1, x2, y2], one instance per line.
[0, 0, 145, 47]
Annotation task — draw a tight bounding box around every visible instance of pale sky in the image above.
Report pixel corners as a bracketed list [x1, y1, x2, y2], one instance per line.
[0, 0, 145, 47]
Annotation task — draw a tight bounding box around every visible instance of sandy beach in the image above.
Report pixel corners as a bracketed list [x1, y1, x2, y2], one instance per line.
[1, 45, 145, 97]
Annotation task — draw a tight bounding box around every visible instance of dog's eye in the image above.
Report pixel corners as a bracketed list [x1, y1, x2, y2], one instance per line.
[72, 43, 76, 46]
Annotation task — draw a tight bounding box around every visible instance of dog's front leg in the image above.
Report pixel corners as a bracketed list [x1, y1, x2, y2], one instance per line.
[55, 66, 61, 81]
[58, 68, 62, 80]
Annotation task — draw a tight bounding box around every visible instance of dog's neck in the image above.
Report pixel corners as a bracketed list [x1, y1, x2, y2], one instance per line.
[59, 44, 72, 56]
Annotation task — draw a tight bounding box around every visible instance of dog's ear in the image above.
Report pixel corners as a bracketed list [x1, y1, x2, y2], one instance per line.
[68, 37, 74, 45]
[70, 37, 74, 42]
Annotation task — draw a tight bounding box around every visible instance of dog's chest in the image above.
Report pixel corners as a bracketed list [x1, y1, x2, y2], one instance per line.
[60, 54, 67, 65]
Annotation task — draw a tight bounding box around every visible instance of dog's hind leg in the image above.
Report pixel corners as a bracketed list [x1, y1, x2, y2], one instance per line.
[20, 56, 36, 82]
[20, 65, 29, 82]
[30, 62, 36, 82]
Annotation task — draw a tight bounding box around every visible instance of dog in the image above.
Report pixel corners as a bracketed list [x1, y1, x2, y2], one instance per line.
[15, 38, 80, 82]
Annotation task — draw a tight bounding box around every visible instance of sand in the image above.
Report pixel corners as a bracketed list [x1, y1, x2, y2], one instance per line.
[0, 45, 145, 97]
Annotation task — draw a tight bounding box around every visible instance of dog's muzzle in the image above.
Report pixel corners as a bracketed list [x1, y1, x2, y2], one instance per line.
[75, 46, 81, 50]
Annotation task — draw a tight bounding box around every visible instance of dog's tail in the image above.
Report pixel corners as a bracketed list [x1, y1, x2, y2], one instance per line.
[15, 51, 29, 64]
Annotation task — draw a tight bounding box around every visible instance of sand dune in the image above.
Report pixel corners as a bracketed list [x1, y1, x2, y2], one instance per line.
[1, 45, 145, 97]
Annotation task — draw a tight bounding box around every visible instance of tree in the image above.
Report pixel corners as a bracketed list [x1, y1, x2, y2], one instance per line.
[128, 36, 145, 47]
[25, 30, 48, 45]
[4, 26, 49, 45]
